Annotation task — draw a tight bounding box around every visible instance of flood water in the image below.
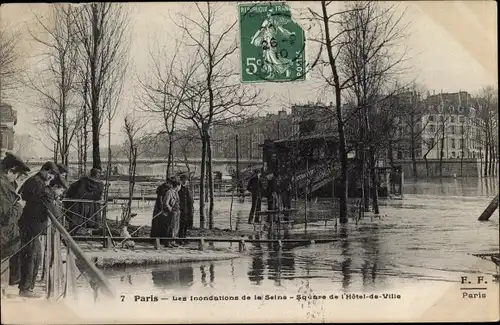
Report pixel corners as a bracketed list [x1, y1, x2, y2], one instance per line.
[99, 178, 498, 297]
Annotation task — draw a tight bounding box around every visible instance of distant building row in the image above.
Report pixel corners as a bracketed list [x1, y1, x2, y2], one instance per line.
[0, 103, 17, 158]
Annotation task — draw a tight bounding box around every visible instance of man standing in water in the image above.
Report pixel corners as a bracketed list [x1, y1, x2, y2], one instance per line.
[17, 161, 59, 298]
[0, 153, 30, 294]
[178, 173, 194, 243]
[247, 169, 263, 224]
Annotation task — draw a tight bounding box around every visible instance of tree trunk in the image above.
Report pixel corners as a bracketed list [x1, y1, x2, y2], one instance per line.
[90, 4, 101, 171]
[411, 135, 417, 179]
[359, 112, 368, 213]
[439, 135, 444, 177]
[166, 135, 173, 181]
[207, 135, 214, 229]
[423, 154, 429, 178]
[484, 132, 489, 177]
[388, 143, 395, 168]
[321, 1, 347, 223]
[126, 146, 137, 227]
[199, 130, 207, 229]
[369, 148, 380, 214]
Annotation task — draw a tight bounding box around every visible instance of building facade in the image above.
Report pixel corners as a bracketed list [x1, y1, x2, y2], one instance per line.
[392, 91, 484, 161]
[0, 103, 17, 158]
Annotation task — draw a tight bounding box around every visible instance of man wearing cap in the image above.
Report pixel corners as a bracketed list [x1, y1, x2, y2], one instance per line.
[178, 173, 194, 242]
[56, 163, 68, 179]
[0, 153, 30, 294]
[17, 161, 59, 297]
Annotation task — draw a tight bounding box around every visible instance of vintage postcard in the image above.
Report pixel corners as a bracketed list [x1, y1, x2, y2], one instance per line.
[0, 1, 498, 323]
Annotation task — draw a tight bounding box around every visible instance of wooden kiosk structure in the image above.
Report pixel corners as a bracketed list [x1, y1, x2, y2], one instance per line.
[260, 134, 404, 201]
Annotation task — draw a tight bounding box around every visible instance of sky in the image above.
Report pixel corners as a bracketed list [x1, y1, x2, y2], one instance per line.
[1, 1, 497, 158]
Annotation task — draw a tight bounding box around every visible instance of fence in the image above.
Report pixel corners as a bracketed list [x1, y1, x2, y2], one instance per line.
[27, 205, 115, 300]
[106, 182, 241, 200]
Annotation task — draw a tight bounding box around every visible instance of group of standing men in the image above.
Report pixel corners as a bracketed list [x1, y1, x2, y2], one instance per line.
[246, 169, 293, 224]
[1, 153, 69, 298]
[150, 174, 194, 247]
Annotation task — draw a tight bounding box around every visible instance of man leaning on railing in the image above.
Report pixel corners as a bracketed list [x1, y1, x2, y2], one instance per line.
[0, 153, 31, 297]
[17, 161, 61, 298]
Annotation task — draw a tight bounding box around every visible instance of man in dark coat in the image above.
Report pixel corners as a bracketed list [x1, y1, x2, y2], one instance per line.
[0, 153, 30, 291]
[64, 168, 104, 233]
[178, 173, 194, 241]
[17, 161, 59, 298]
[247, 169, 263, 224]
[150, 181, 172, 238]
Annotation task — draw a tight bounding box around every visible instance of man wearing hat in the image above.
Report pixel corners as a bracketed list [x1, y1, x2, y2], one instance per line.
[178, 173, 194, 242]
[0, 153, 30, 294]
[17, 161, 60, 297]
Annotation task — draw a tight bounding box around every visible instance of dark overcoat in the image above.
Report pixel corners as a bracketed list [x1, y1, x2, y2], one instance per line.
[150, 182, 171, 237]
[64, 176, 104, 230]
[18, 173, 55, 237]
[0, 172, 23, 258]
[178, 185, 194, 229]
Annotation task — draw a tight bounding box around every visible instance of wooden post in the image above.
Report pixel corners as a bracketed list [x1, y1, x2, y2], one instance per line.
[105, 237, 113, 250]
[64, 250, 77, 298]
[478, 194, 499, 221]
[154, 238, 161, 250]
[400, 170, 404, 197]
[45, 220, 52, 298]
[198, 238, 206, 251]
[305, 160, 309, 230]
[238, 239, 246, 252]
[46, 208, 115, 297]
[277, 240, 283, 251]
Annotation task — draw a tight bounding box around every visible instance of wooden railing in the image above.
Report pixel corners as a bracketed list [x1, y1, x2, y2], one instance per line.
[42, 206, 115, 300]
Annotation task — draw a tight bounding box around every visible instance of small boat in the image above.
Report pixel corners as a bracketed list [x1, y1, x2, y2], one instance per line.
[472, 253, 500, 281]
[472, 253, 500, 266]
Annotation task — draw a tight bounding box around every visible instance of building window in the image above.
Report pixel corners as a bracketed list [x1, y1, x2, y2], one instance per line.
[429, 124, 435, 133]
[459, 116, 464, 123]
[451, 116, 455, 123]
[451, 139, 455, 148]
[439, 115, 444, 122]
[460, 125, 465, 134]
[428, 115, 435, 122]
[451, 151, 456, 158]
[449, 125, 455, 134]
[460, 139, 465, 149]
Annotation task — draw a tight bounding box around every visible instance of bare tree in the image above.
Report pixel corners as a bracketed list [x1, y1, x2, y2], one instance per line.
[13, 134, 36, 159]
[173, 2, 264, 229]
[475, 86, 498, 177]
[137, 38, 199, 180]
[338, 1, 408, 214]
[73, 3, 130, 170]
[396, 85, 430, 179]
[420, 100, 452, 177]
[0, 26, 22, 103]
[308, 1, 407, 221]
[121, 115, 149, 227]
[26, 4, 82, 166]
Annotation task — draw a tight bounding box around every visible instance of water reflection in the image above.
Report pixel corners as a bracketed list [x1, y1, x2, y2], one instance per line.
[339, 225, 352, 290]
[199, 264, 215, 287]
[152, 266, 194, 289]
[103, 179, 498, 296]
[247, 235, 265, 285]
[360, 224, 380, 287]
